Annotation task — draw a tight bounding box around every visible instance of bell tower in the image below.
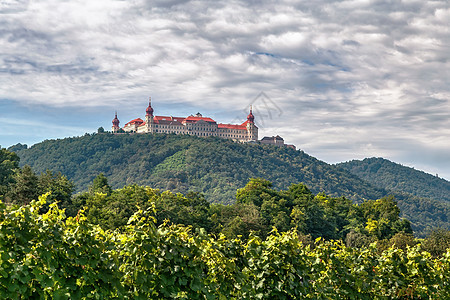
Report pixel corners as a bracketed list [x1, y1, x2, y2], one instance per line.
[145, 96, 155, 133]
[246, 106, 258, 141]
[112, 111, 120, 133]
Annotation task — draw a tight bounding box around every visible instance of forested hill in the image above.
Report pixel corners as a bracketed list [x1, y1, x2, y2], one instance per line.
[338, 157, 450, 203]
[11, 133, 450, 235]
[13, 133, 384, 204]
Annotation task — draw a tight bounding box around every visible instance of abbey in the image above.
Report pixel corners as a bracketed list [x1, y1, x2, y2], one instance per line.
[112, 98, 258, 142]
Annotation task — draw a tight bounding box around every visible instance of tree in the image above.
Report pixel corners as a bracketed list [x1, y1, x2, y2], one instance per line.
[360, 196, 412, 239]
[7, 143, 28, 153]
[211, 202, 265, 239]
[0, 147, 20, 196]
[236, 178, 276, 207]
[287, 183, 314, 205]
[89, 173, 112, 195]
[421, 228, 450, 257]
[38, 170, 75, 214]
[345, 230, 373, 248]
[388, 232, 416, 250]
[7, 165, 39, 205]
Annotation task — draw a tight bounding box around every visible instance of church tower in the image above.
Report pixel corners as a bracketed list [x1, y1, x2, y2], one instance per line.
[145, 97, 155, 133]
[246, 106, 258, 141]
[112, 112, 120, 133]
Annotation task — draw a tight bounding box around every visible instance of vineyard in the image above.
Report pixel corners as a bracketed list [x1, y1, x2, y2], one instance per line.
[1, 194, 449, 299]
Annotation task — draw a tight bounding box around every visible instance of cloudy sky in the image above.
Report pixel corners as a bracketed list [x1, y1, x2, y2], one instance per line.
[1, 0, 449, 180]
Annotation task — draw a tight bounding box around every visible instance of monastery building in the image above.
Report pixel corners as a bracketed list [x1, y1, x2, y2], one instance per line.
[112, 97, 258, 142]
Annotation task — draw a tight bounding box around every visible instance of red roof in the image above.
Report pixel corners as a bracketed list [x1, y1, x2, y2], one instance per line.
[125, 118, 144, 126]
[153, 116, 185, 125]
[218, 122, 247, 130]
[154, 116, 185, 122]
[183, 116, 217, 123]
[125, 114, 254, 130]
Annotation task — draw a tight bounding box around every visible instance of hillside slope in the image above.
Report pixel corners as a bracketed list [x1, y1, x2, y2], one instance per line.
[338, 158, 450, 203]
[12, 133, 450, 235]
[14, 133, 384, 204]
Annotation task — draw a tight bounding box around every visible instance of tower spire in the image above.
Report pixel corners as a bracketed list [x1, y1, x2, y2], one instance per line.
[146, 96, 154, 116]
[247, 105, 254, 123]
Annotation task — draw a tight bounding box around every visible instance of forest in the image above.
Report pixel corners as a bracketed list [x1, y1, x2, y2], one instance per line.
[8, 133, 450, 237]
[339, 157, 450, 203]
[1, 145, 450, 298]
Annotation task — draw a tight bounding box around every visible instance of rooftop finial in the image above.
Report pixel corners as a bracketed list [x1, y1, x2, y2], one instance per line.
[146, 96, 154, 116]
[247, 105, 255, 123]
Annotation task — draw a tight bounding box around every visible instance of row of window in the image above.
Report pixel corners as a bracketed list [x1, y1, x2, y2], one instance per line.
[130, 128, 251, 140]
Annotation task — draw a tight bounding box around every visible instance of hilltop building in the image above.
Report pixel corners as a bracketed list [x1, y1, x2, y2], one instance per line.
[260, 135, 296, 150]
[112, 97, 258, 142]
[260, 135, 284, 146]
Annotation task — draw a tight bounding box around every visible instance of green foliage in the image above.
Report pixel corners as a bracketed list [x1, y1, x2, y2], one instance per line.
[339, 158, 450, 236]
[339, 157, 450, 203]
[73, 183, 212, 232]
[359, 196, 413, 239]
[7, 165, 39, 205]
[5, 166, 75, 213]
[0, 195, 123, 299]
[89, 173, 112, 195]
[421, 228, 450, 257]
[7, 143, 28, 153]
[72, 177, 411, 249]
[38, 170, 75, 213]
[0, 147, 20, 197]
[14, 133, 385, 204]
[210, 202, 266, 240]
[379, 191, 450, 238]
[235, 179, 411, 242]
[13, 134, 450, 236]
[0, 198, 449, 299]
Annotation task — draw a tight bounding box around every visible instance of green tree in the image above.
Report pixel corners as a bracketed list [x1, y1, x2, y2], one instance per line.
[89, 173, 112, 195]
[38, 170, 75, 214]
[7, 143, 27, 153]
[0, 147, 20, 196]
[7, 165, 39, 205]
[360, 196, 412, 239]
[345, 230, 374, 248]
[236, 178, 276, 207]
[421, 228, 450, 257]
[212, 203, 265, 239]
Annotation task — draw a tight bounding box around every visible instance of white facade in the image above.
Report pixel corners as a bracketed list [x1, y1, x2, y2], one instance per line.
[113, 99, 258, 142]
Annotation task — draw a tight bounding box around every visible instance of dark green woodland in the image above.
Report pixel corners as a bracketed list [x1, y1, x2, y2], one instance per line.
[5, 132, 450, 237]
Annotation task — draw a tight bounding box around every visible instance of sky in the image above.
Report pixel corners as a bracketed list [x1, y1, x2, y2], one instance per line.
[0, 0, 449, 180]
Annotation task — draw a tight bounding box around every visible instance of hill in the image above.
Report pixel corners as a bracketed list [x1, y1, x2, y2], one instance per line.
[338, 158, 450, 203]
[13, 133, 385, 204]
[11, 133, 450, 235]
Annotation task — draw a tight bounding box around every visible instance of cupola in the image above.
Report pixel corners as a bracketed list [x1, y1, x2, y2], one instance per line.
[112, 112, 120, 127]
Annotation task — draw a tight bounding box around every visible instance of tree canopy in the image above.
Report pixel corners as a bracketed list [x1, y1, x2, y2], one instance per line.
[11, 134, 450, 237]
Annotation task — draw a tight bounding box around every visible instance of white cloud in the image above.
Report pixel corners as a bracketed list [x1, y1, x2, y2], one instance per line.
[0, 0, 449, 179]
